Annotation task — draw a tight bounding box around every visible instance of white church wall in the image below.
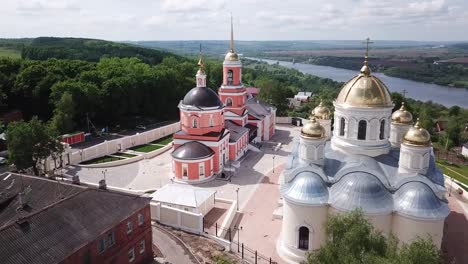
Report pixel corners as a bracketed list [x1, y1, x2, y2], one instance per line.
[329, 207, 391, 236]
[281, 201, 328, 255]
[391, 214, 444, 248]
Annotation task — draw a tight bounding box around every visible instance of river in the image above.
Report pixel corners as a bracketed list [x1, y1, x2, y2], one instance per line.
[250, 58, 468, 108]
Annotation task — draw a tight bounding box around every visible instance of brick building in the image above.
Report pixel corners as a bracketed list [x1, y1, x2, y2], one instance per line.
[171, 18, 276, 183]
[0, 173, 153, 264]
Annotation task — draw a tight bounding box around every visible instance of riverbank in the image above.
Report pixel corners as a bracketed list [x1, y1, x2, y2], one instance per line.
[248, 57, 468, 108]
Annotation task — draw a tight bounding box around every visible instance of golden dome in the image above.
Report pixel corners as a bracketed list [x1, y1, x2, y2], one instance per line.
[391, 102, 413, 124]
[301, 117, 325, 139]
[403, 119, 431, 146]
[335, 62, 393, 107]
[312, 100, 331, 120]
[224, 50, 239, 61]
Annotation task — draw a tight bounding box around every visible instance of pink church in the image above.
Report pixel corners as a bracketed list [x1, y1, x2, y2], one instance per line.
[171, 21, 276, 183]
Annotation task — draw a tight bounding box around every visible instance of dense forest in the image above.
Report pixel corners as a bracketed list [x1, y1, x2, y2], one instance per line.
[0, 37, 466, 150]
[21, 37, 180, 65]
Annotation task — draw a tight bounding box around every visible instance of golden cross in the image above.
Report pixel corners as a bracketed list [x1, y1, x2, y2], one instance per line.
[362, 37, 373, 58]
[401, 89, 408, 99]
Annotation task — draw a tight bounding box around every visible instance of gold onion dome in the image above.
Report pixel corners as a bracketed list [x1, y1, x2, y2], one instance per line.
[335, 58, 392, 107]
[391, 102, 413, 124]
[225, 51, 239, 61]
[301, 117, 326, 139]
[312, 100, 331, 120]
[403, 119, 431, 146]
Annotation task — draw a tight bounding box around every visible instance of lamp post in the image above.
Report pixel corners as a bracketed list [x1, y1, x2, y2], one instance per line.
[272, 155, 276, 173]
[236, 188, 240, 211]
[237, 225, 243, 252]
[449, 177, 453, 197]
[102, 169, 107, 182]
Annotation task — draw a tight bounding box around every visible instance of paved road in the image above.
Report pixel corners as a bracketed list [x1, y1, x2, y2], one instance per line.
[152, 225, 197, 264]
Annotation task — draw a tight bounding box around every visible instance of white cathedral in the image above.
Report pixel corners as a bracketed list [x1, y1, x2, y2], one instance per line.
[278, 56, 449, 263]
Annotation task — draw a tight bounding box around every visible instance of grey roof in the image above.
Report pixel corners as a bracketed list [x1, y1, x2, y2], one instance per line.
[246, 97, 273, 119]
[394, 182, 450, 220]
[330, 172, 394, 214]
[283, 139, 448, 219]
[171, 141, 214, 160]
[225, 121, 249, 143]
[281, 171, 328, 205]
[0, 173, 84, 228]
[0, 173, 150, 264]
[151, 184, 215, 208]
[182, 87, 223, 108]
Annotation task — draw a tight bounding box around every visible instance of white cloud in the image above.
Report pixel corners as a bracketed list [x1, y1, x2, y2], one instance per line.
[0, 0, 466, 40]
[16, 0, 80, 16]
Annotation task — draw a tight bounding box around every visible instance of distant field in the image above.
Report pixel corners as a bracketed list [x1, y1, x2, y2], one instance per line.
[0, 47, 21, 59]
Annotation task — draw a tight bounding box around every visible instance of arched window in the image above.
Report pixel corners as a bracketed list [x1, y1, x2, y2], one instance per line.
[339, 118, 345, 136]
[226, 98, 233, 106]
[358, 120, 367, 140]
[209, 115, 214, 127]
[192, 118, 198, 128]
[227, 70, 233, 85]
[379, 120, 385, 140]
[298, 226, 309, 250]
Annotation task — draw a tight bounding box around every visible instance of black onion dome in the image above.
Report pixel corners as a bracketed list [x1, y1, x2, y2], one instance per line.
[172, 141, 214, 160]
[182, 87, 223, 108]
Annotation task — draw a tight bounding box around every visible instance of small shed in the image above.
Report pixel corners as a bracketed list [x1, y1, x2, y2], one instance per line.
[462, 143, 468, 158]
[151, 184, 215, 215]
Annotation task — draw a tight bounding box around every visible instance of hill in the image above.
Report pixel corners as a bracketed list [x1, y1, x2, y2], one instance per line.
[20, 37, 179, 64]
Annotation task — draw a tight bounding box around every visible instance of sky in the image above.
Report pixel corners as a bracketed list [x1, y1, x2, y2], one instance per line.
[1, 0, 467, 41]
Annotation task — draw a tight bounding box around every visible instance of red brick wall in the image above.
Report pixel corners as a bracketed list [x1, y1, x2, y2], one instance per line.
[62, 206, 153, 264]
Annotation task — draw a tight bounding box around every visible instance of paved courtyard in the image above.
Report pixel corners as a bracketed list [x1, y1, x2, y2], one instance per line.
[63, 124, 468, 264]
[64, 124, 300, 210]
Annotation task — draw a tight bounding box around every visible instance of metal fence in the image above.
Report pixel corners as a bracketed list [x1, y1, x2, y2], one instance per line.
[203, 223, 278, 264]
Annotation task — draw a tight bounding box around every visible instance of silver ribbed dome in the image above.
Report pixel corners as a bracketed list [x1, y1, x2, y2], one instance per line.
[394, 182, 449, 220]
[281, 171, 328, 205]
[330, 172, 393, 214]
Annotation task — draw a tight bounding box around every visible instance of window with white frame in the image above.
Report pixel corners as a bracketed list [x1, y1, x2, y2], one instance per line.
[98, 239, 105, 254]
[182, 164, 188, 178]
[127, 221, 133, 234]
[139, 240, 145, 254]
[192, 118, 198, 128]
[107, 232, 115, 247]
[138, 213, 144, 226]
[128, 248, 135, 262]
[199, 163, 205, 177]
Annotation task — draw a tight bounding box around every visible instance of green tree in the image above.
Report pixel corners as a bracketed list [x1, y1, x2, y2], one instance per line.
[50, 92, 75, 134]
[6, 116, 64, 175]
[306, 210, 442, 264]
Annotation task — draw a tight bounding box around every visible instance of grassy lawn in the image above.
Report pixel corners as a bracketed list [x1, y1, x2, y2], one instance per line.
[112, 152, 137, 158]
[130, 144, 162, 153]
[436, 160, 468, 190]
[0, 48, 21, 59]
[151, 135, 173, 145]
[81, 155, 124, 165]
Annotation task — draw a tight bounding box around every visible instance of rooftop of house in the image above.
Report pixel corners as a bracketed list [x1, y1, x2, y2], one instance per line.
[150, 184, 215, 208]
[0, 173, 150, 264]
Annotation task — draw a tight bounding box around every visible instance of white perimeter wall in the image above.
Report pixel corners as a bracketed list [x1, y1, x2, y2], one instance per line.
[66, 122, 179, 165]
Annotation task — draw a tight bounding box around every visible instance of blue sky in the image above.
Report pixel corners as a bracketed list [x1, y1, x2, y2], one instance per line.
[1, 0, 467, 41]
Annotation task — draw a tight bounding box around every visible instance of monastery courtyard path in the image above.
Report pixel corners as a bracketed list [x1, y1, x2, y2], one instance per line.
[64, 124, 300, 211]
